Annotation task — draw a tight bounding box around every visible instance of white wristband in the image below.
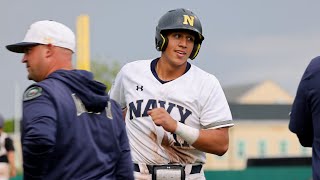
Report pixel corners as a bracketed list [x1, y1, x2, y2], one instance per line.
[174, 122, 200, 145]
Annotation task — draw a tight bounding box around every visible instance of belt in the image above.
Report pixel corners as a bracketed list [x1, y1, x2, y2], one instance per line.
[133, 163, 202, 174]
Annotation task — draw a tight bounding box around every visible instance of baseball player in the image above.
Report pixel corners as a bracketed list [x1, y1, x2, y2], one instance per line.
[109, 8, 234, 180]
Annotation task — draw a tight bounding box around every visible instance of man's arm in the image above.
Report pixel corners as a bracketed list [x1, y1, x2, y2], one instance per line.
[22, 87, 57, 179]
[289, 74, 313, 147]
[115, 126, 134, 180]
[111, 100, 134, 179]
[192, 127, 229, 155]
[148, 108, 230, 156]
[7, 150, 16, 177]
[5, 137, 16, 177]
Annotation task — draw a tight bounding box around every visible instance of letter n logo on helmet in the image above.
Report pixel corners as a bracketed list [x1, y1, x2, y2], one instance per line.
[183, 15, 195, 27]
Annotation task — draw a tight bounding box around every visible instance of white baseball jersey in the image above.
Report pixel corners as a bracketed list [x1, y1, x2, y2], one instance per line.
[0, 133, 8, 157]
[109, 59, 233, 165]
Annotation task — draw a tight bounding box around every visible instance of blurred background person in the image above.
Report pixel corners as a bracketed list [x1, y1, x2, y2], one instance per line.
[0, 114, 16, 180]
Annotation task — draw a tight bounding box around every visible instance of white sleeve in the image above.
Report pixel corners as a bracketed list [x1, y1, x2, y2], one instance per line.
[109, 67, 126, 109]
[200, 76, 233, 129]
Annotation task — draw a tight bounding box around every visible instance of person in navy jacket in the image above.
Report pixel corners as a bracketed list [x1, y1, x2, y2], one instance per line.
[289, 56, 320, 180]
[6, 20, 133, 180]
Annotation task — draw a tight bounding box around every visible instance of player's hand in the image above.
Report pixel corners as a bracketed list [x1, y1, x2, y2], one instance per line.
[147, 108, 177, 133]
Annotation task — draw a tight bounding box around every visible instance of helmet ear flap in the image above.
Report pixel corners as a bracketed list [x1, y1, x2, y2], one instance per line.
[189, 43, 201, 60]
[155, 33, 168, 51]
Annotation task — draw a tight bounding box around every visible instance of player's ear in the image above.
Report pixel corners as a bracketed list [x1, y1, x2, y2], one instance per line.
[45, 44, 54, 57]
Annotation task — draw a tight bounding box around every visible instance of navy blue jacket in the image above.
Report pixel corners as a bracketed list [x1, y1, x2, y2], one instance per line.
[21, 70, 133, 180]
[289, 56, 320, 180]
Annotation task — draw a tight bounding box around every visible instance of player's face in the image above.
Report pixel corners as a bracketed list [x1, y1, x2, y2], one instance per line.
[162, 30, 195, 66]
[22, 45, 50, 82]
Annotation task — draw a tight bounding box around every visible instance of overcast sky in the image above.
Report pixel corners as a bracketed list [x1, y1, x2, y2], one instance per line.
[1, 0, 320, 118]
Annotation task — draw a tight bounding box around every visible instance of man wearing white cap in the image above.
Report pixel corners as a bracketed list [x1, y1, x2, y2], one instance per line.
[0, 114, 16, 180]
[6, 20, 133, 180]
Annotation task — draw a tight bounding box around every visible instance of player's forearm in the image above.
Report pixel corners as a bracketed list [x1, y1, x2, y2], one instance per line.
[192, 128, 230, 155]
[7, 151, 16, 169]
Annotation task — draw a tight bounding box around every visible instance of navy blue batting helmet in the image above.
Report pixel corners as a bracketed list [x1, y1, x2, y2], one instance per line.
[155, 8, 204, 60]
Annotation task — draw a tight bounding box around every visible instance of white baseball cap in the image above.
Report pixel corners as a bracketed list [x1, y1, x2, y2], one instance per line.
[6, 20, 75, 53]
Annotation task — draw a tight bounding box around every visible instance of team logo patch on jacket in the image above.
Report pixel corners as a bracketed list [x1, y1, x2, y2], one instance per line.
[23, 86, 42, 101]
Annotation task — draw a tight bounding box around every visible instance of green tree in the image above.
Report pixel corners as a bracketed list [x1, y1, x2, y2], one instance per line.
[91, 60, 121, 91]
[3, 118, 14, 133]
